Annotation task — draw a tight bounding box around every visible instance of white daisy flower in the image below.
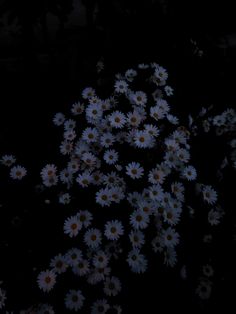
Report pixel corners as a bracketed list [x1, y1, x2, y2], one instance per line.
[164, 206, 181, 226]
[182, 165, 197, 181]
[65, 289, 85, 311]
[10, 165, 27, 180]
[104, 220, 124, 241]
[148, 167, 166, 184]
[71, 102, 84, 115]
[92, 171, 104, 185]
[203, 264, 214, 277]
[81, 152, 97, 168]
[50, 254, 68, 274]
[208, 209, 221, 225]
[202, 185, 218, 205]
[64, 130, 76, 141]
[127, 249, 148, 273]
[129, 230, 145, 248]
[125, 69, 137, 81]
[177, 148, 190, 163]
[114, 80, 128, 93]
[82, 127, 99, 143]
[76, 210, 93, 228]
[150, 105, 165, 120]
[53, 112, 65, 126]
[93, 251, 109, 268]
[84, 228, 102, 249]
[72, 259, 90, 277]
[60, 140, 74, 155]
[144, 124, 160, 137]
[37, 270, 57, 292]
[82, 87, 96, 99]
[104, 149, 119, 165]
[59, 169, 73, 184]
[134, 130, 152, 148]
[164, 85, 174, 96]
[0, 154, 16, 167]
[131, 91, 147, 106]
[86, 103, 103, 121]
[96, 188, 112, 207]
[126, 162, 144, 179]
[91, 299, 110, 314]
[167, 114, 179, 125]
[76, 171, 93, 187]
[149, 184, 164, 201]
[108, 111, 126, 128]
[162, 227, 179, 248]
[130, 210, 150, 229]
[64, 215, 82, 237]
[126, 110, 142, 127]
[104, 276, 121, 297]
[64, 119, 76, 131]
[65, 248, 83, 267]
[100, 132, 115, 148]
[164, 247, 177, 267]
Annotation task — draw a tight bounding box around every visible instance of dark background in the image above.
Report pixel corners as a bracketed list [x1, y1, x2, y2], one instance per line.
[0, 0, 236, 312]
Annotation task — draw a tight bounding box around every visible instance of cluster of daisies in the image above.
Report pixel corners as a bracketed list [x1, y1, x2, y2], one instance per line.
[32, 62, 224, 311]
[1, 62, 232, 312]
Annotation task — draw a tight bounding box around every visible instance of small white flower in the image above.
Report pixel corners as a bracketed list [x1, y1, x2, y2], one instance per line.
[82, 127, 99, 143]
[71, 102, 84, 115]
[104, 149, 119, 165]
[91, 299, 110, 314]
[76, 210, 93, 228]
[162, 227, 179, 248]
[82, 87, 96, 99]
[126, 162, 144, 179]
[100, 132, 115, 148]
[202, 185, 218, 205]
[104, 220, 124, 241]
[0, 154, 16, 167]
[104, 276, 121, 296]
[96, 188, 112, 207]
[64, 215, 82, 237]
[182, 165, 197, 181]
[114, 80, 128, 93]
[37, 270, 57, 292]
[129, 230, 145, 248]
[53, 112, 65, 126]
[84, 228, 102, 249]
[50, 254, 68, 274]
[134, 130, 152, 148]
[65, 289, 85, 311]
[127, 249, 147, 273]
[10, 165, 27, 180]
[130, 210, 150, 229]
[108, 111, 126, 128]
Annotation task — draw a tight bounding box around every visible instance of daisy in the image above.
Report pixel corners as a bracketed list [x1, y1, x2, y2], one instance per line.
[81, 152, 97, 168]
[82, 127, 99, 143]
[134, 130, 152, 148]
[67, 159, 80, 173]
[64, 119, 76, 131]
[93, 251, 109, 268]
[60, 140, 74, 155]
[10, 165, 27, 180]
[104, 276, 121, 297]
[130, 210, 150, 229]
[59, 169, 73, 184]
[64, 215, 82, 237]
[0, 154, 16, 167]
[126, 110, 142, 127]
[129, 230, 145, 248]
[127, 192, 143, 207]
[152, 88, 163, 101]
[104, 220, 124, 241]
[110, 187, 125, 204]
[208, 209, 221, 225]
[65, 248, 83, 267]
[202, 185, 218, 205]
[171, 182, 185, 201]
[167, 114, 179, 125]
[164, 85, 174, 96]
[64, 130, 76, 141]
[148, 167, 166, 184]
[152, 235, 164, 253]
[144, 124, 160, 137]
[96, 188, 112, 207]
[100, 133, 115, 149]
[125, 69, 137, 81]
[71, 102, 84, 115]
[65, 289, 85, 311]
[149, 184, 164, 201]
[53, 112, 65, 126]
[72, 258, 90, 277]
[50, 254, 68, 274]
[150, 105, 165, 120]
[37, 270, 56, 292]
[92, 171, 104, 185]
[182, 165, 197, 181]
[177, 148, 190, 163]
[156, 99, 170, 114]
[76, 210, 93, 228]
[162, 227, 179, 248]
[164, 206, 181, 226]
[108, 111, 126, 128]
[131, 91, 147, 106]
[114, 80, 128, 93]
[164, 247, 177, 267]
[84, 228, 102, 249]
[82, 87, 96, 99]
[127, 249, 148, 273]
[126, 162, 144, 179]
[104, 149, 119, 165]
[76, 171, 92, 187]
[86, 103, 103, 121]
[91, 299, 110, 314]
